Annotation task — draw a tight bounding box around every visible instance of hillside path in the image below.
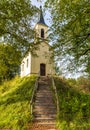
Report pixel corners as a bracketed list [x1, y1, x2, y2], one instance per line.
[29, 76, 58, 130]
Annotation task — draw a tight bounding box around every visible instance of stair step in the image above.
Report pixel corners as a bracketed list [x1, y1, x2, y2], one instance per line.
[38, 85, 49, 87]
[36, 92, 53, 94]
[35, 97, 54, 100]
[34, 110, 56, 114]
[34, 108, 56, 113]
[34, 108, 56, 112]
[35, 101, 54, 104]
[35, 99, 54, 101]
[34, 103, 55, 105]
[34, 105, 56, 110]
[34, 114, 56, 117]
[35, 114, 56, 118]
[34, 118, 56, 122]
[36, 95, 53, 98]
[34, 112, 56, 115]
[38, 89, 51, 91]
[36, 93, 52, 95]
[28, 124, 57, 130]
[33, 121, 56, 125]
[35, 100, 54, 103]
[36, 92, 52, 95]
[38, 88, 50, 90]
[35, 103, 55, 106]
[36, 94, 53, 96]
[34, 105, 55, 108]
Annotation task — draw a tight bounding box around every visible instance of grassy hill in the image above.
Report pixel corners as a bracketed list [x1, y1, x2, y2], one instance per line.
[0, 75, 90, 130]
[0, 76, 37, 130]
[55, 77, 90, 130]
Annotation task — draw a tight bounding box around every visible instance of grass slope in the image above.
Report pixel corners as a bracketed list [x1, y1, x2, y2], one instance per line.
[0, 76, 37, 130]
[54, 77, 90, 130]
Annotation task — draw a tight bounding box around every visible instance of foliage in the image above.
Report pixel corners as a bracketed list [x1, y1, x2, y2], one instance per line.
[67, 76, 90, 93]
[54, 62, 62, 76]
[0, 0, 38, 51]
[54, 77, 90, 130]
[0, 0, 40, 81]
[0, 75, 37, 130]
[45, 0, 90, 76]
[0, 43, 21, 81]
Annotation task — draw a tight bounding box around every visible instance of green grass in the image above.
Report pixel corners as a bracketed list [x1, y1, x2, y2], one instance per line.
[0, 75, 37, 130]
[54, 77, 90, 130]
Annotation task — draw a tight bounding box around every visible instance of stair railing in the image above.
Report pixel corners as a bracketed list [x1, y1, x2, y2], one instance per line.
[30, 74, 39, 115]
[51, 76, 59, 114]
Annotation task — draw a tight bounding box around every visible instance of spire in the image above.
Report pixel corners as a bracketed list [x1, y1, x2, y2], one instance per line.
[37, 6, 48, 27]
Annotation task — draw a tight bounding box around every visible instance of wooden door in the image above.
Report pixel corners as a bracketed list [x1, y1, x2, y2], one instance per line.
[40, 64, 46, 76]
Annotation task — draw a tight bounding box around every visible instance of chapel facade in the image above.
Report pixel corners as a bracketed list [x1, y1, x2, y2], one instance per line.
[21, 7, 55, 77]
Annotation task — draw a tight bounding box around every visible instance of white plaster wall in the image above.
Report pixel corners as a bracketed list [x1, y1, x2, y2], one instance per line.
[21, 52, 31, 77]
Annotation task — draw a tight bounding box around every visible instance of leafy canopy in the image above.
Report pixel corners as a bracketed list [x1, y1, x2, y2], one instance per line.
[45, 0, 90, 76]
[0, 0, 38, 51]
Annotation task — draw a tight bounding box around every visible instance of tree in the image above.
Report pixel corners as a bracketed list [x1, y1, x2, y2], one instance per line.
[0, 0, 39, 81]
[45, 0, 90, 77]
[0, 0, 38, 51]
[0, 43, 21, 81]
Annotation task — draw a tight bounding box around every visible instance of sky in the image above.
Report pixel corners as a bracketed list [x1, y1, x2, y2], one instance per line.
[31, 0, 45, 8]
[31, 0, 51, 27]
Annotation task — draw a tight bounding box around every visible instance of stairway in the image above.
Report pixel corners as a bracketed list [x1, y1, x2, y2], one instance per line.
[30, 76, 57, 130]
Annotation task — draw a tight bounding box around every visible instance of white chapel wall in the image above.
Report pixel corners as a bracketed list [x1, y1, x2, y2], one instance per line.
[21, 52, 31, 77]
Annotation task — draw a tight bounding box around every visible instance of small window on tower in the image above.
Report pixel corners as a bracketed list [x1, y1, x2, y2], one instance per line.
[41, 29, 44, 38]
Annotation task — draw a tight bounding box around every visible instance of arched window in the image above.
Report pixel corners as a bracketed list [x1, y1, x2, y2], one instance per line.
[22, 61, 25, 71]
[41, 29, 44, 38]
[26, 59, 29, 68]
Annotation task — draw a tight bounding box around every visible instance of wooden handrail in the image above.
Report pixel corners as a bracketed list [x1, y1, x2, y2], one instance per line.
[51, 76, 59, 114]
[30, 76, 39, 115]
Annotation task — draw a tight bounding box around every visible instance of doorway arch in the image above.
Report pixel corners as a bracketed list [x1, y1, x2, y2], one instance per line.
[40, 63, 46, 76]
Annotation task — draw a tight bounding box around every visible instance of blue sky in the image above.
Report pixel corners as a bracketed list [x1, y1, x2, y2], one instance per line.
[31, 0, 45, 7]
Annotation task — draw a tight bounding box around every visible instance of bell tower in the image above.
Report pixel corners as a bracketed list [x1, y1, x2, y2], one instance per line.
[35, 6, 48, 40]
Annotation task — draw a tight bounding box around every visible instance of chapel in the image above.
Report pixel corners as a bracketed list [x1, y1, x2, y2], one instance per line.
[21, 6, 55, 77]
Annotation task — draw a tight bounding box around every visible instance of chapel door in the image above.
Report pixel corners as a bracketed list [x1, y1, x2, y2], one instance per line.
[40, 64, 46, 76]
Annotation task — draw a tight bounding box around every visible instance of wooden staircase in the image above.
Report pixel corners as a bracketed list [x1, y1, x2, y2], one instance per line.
[30, 76, 58, 130]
